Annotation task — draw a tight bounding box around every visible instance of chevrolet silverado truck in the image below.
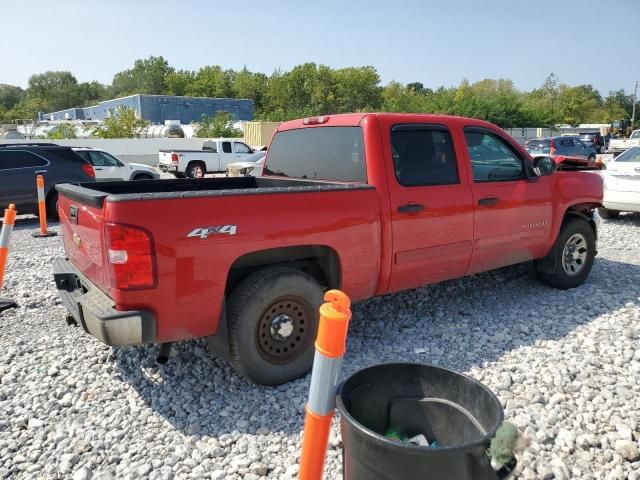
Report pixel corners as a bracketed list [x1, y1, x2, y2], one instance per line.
[53, 113, 603, 385]
[158, 138, 255, 178]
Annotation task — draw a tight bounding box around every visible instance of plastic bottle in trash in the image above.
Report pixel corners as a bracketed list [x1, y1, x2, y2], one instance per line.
[384, 429, 406, 442]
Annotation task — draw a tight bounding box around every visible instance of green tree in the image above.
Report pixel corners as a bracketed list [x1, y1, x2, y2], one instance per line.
[164, 70, 196, 96]
[0, 84, 24, 110]
[231, 67, 268, 112]
[46, 122, 77, 139]
[112, 56, 173, 96]
[194, 112, 243, 138]
[187, 66, 232, 98]
[92, 106, 149, 138]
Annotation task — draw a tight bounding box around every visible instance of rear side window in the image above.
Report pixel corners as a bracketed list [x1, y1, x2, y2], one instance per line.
[391, 125, 459, 186]
[264, 127, 366, 182]
[222, 142, 232, 153]
[558, 138, 573, 147]
[0, 150, 48, 169]
[41, 148, 86, 164]
[464, 130, 524, 182]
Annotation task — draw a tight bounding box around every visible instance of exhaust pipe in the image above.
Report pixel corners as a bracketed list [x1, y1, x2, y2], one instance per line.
[156, 342, 173, 364]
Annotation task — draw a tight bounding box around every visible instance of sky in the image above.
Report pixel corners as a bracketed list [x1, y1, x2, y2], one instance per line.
[1, 0, 639, 96]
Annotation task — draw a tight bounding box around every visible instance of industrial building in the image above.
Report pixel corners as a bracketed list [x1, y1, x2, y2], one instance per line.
[40, 94, 254, 124]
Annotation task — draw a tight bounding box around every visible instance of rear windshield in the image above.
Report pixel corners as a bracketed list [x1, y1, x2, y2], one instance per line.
[580, 133, 597, 138]
[527, 140, 551, 149]
[264, 127, 366, 182]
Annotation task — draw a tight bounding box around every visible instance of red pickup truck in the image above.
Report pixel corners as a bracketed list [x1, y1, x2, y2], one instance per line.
[53, 113, 603, 385]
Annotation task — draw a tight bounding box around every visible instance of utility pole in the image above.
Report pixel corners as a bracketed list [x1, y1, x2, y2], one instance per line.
[632, 80, 638, 132]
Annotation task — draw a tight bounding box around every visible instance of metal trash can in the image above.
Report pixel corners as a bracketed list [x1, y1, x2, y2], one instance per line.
[336, 363, 515, 480]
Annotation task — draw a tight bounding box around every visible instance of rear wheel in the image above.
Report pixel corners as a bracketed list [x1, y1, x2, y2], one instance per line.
[186, 162, 205, 179]
[536, 217, 595, 289]
[597, 208, 619, 219]
[227, 267, 323, 385]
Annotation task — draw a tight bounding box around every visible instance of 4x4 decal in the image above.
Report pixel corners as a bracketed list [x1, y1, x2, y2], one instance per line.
[187, 225, 237, 238]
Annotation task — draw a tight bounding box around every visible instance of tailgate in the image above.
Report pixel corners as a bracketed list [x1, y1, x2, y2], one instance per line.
[56, 185, 110, 294]
[158, 151, 174, 166]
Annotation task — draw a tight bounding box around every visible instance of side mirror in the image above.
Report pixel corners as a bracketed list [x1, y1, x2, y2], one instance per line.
[532, 156, 556, 176]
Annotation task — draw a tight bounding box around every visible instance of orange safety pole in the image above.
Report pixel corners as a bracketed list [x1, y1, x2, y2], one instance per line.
[299, 290, 352, 480]
[0, 204, 18, 312]
[32, 175, 57, 238]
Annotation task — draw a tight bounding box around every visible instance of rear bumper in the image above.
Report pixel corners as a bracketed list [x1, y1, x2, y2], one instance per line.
[158, 163, 177, 173]
[603, 190, 640, 212]
[53, 257, 155, 346]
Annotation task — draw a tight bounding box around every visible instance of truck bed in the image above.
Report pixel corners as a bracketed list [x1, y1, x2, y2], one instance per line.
[56, 177, 372, 208]
[55, 176, 380, 344]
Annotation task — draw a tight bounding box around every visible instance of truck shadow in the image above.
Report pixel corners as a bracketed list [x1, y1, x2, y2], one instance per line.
[113, 255, 640, 439]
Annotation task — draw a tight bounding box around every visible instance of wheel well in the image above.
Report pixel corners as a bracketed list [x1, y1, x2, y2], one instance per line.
[225, 245, 341, 294]
[187, 160, 206, 170]
[132, 172, 153, 180]
[563, 205, 597, 239]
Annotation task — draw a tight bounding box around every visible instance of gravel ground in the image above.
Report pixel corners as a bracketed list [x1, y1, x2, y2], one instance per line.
[1, 214, 639, 479]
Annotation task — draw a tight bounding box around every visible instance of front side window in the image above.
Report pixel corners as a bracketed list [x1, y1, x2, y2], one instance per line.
[234, 142, 252, 154]
[222, 142, 232, 153]
[0, 150, 48, 169]
[391, 126, 459, 187]
[89, 151, 120, 167]
[464, 130, 524, 182]
[264, 127, 366, 182]
[630, 131, 640, 139]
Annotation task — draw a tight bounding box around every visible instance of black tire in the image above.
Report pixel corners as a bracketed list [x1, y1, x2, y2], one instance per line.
[597, 208, 619, 219]
[186, 162, 206, 179]
[133, 173, 153, 181]
[227, 267, 323, 385]
[537, 217, 595, 289]
[45, 191, 59, 220]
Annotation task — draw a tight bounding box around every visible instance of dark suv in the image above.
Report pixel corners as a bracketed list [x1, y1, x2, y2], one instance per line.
[0, 144, 95, 216]
[579, 132, 605, 153]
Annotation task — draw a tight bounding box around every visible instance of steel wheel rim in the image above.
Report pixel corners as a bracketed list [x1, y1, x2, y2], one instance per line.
[193, 166, 204, 178]
[256, 296, 313, 364]
[562, 233, 588, 276]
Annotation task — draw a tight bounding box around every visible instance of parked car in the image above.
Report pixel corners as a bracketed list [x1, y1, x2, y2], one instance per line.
[598, 145, 640, 218]
[158, 139, 256, 178]
[53, 113, 602, 386]
[525, 136, 597, 161]
[226, 151, 267, 176]
[608, 129, 640, 156]
[73, 148, 159, 181]
[0, 143, 95, 216]
[578, 132, 606, 154]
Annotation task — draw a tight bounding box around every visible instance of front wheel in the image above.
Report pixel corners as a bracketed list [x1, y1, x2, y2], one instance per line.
[536, 217, 595, 289]
[597, 208, 619, 219]
[227, 267, 323, 385]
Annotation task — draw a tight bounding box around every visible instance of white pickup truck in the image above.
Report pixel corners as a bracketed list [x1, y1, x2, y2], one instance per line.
[608, 130, 640, 156]
[158, 139, 255, 178]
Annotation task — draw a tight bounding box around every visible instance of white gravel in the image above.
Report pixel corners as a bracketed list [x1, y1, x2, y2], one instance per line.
[1, 213, 639, 479]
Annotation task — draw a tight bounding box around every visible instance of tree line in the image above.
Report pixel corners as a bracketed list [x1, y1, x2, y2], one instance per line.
[0, 56, 636, 129]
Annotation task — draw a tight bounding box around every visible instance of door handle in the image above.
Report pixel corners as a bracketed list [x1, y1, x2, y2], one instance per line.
[94, 168, 103, 171]
[478, 196, 499, 206]
[398, 203, 425, 214]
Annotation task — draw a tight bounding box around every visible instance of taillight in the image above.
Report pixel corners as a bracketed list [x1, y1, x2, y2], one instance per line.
[549, 139, 556, 156]
[171, 153, 179, 164]
[82, 163, 95, 178]
[105, 223, 156, 290]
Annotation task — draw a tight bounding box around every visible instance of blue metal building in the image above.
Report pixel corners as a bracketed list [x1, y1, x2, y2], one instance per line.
[41, 94, 254, 123]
